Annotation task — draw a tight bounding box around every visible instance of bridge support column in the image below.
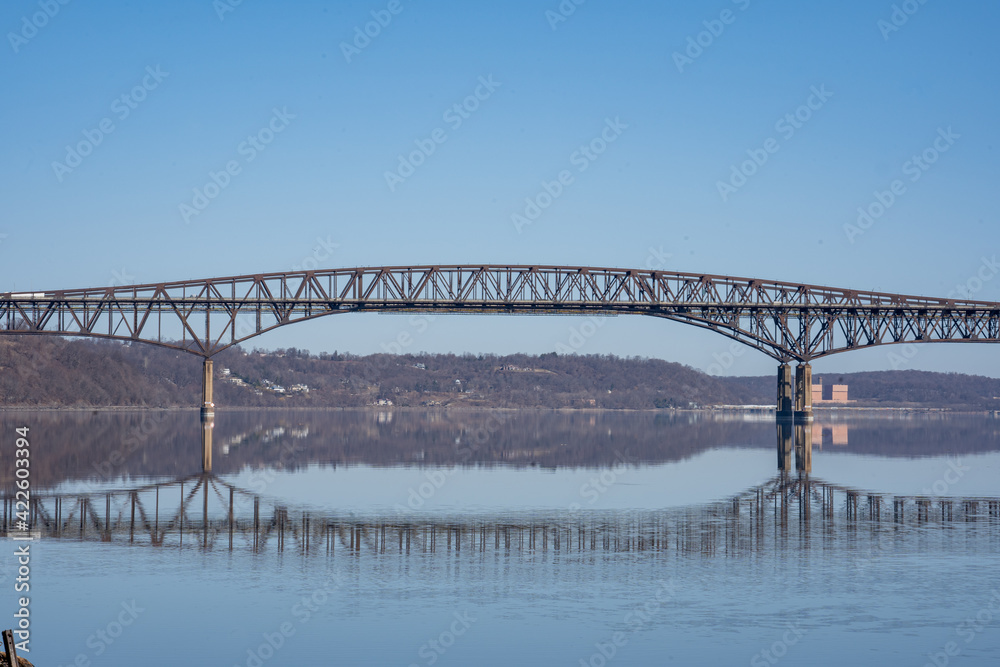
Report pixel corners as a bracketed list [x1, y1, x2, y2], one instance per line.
[776, 363, 794, 421]
[201, 358, 214, 473]
[201, 359, 215, 420]
[794, 363, 813, 422]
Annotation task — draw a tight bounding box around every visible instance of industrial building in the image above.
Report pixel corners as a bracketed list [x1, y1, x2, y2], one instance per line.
[811, 377, 849, 403]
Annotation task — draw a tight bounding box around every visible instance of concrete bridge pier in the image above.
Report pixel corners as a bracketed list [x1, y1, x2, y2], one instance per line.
[201, 358, 215, 473]
[201, 359, 215, 420]
[776, 363, 794, 421]
[794, 363, 813, 422]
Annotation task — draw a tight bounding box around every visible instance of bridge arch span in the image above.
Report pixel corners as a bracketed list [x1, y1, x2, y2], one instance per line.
[2, 265, 997, 363]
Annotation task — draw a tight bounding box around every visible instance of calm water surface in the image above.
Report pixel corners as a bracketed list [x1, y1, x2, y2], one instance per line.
[2, 410, 999, 666]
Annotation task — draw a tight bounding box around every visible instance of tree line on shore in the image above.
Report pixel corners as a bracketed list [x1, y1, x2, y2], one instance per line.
[1, 337, 998, 410]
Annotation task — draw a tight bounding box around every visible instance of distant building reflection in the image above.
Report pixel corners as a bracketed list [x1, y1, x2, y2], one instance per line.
[812, 422, 849, 447]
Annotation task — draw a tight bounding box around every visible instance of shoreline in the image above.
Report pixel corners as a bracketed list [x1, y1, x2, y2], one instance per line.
[0, 405, 995, 415]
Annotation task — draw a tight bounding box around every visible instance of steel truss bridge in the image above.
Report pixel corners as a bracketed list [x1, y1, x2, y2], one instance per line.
[4, 474, 998, 557]
[4, 265, 1000, 361]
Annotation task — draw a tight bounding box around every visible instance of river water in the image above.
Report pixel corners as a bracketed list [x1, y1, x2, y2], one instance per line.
[2, 409, 999, 666]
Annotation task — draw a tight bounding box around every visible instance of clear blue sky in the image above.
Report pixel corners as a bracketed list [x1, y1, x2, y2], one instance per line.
[2, 0, 999, 377]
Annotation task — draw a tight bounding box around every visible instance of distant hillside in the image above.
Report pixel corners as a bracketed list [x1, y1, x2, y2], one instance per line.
[0, 337, 764, 409]
[0, 337, 201, 407]
[1, 337, 998, 410]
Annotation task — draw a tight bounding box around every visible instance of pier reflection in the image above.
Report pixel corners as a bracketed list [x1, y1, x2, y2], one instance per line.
[776, 422, 813, 472]
[5, 473, 998, 557]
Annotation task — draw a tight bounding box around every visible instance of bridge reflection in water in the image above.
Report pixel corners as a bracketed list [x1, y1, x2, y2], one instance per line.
[5, 465, 999, 558]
